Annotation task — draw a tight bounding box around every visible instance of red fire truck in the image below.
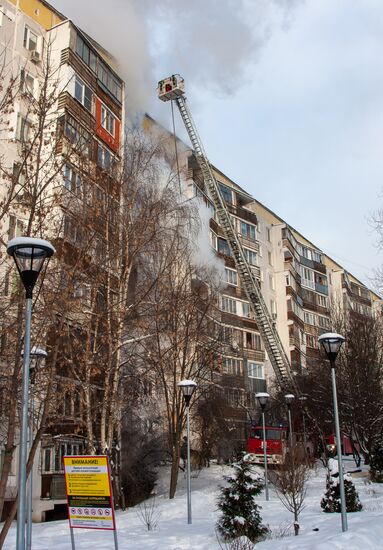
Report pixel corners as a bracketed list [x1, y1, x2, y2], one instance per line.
[325, 433, 360, 456]
[247, 425, 288, 465]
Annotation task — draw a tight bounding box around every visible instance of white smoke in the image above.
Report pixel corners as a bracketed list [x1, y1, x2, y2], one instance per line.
[190, 198, 225, 283]
[52, 0, 303, 115]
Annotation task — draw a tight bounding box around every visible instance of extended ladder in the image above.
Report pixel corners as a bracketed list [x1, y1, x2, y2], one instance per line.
[158, 75, 296, 391]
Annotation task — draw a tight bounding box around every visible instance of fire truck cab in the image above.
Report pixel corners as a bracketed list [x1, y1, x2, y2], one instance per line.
[247, 426, 288, 465]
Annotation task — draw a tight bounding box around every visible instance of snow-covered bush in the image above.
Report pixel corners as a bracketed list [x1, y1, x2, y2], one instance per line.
[216, 453, 268, 542]
[216, 534, 256, 549]
[321, 459, 362, 513]
[370, 441, 383, 482]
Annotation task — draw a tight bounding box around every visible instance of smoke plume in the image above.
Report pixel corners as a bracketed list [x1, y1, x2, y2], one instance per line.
[52, 0, 303, 116]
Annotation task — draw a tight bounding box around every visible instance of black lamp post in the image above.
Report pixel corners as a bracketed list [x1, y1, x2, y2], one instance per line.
[284, 394, 295, 446]
[178, 380, 197, 524]
[318, 332, 347, 532]
[255, 392, 270, 501]
[7, 237, 54, 550]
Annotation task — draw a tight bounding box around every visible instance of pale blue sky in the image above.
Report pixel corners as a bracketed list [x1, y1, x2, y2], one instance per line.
[53, 0, 383, 287]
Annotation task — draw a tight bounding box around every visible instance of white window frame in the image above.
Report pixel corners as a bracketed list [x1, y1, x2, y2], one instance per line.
[63, 164, 82, 196]
[23, 25, 38, 51]
[243, 247, 257, 266]
[74, 76, 93, 112]
[221, 296, 237, 314]
[304, 311, 316, 326]
[247, 361, 264, 379]
[222, 357, 243, 376]
[97, 143, 116, 170]
[240, 220, 256, 240]
[101, 103, 115, 136]
[225, 268, 238, 286]
[16, 114, 31, 141]
[20, 69, 35, 96]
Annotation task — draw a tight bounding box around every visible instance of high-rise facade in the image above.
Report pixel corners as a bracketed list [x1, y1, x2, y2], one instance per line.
[0, 0, 124, 521]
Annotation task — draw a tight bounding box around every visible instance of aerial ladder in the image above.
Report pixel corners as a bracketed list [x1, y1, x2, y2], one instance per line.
[158, 75, 297, 392]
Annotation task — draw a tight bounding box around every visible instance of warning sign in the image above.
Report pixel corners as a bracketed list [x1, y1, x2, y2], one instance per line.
[63, 455, 116, 530]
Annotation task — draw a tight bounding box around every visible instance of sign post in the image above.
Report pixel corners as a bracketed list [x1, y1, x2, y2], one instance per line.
[63, 455, 118, 549]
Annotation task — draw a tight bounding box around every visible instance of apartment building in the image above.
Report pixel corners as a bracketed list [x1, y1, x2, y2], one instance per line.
[0, 2, 380, 525]
[0, 0, 124, 521]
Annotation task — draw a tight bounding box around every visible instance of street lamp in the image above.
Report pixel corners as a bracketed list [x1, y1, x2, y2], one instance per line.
[26, 346, 47, 550]
[298, 395, 308, 457]
[255, 392, 270, 501]
[7, 237, 55, 550]
[178, 380, 197, 525]
[318, 332, 347, 533]
[284, 394, 295, 446]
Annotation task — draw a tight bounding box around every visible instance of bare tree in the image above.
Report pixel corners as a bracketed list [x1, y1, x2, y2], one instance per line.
[271, 445, 311, 535]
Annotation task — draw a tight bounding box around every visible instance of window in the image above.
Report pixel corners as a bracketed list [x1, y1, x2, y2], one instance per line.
[75, 35, 97, 73]
[217, 238, 231, 257]
[23, 26, 38, 51]
[247, 361, 264, 379]
[74, 76, 93, 112]
[301, 267, 315, 290]
[98, 59, 123, 102]
[268, 250, 273, 265]
[20, 69, 35, 95]
[269, 274, 275, 290]
[225, 268, 237, 286]
[75, 35, 123, 102]
[244, 331, 262, 350]
[304, 311, 316, 326]
[266, 227, 271, 242]
[218, 183, 233, 204]
[318, 315, 330, 329]
[97, 143, 116, 170]
[64, 115, 92, 157]
[8, 215, 25, 240]
[101, 104, 115, 136]
[225, 388, 244, 407]
[44, 449, 51, 472]
[13, 163, 26, 187]
[63, 164, 82, 196]
[306, 334, 317, 348]
[240, 221, 256, 240]
[16, 114, 31, 141]
[222, 357, 243, 376]
[221, 296, 237, 314]
[243, 247, 257, 266]
[242, 302, 253, 318]
[63, 215, 78, 243]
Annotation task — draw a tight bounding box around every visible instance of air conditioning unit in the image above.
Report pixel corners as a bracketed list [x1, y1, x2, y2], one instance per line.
[30, 50, 40, 63]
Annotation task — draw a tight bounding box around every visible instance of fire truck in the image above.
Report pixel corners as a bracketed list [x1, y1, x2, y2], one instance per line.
[247, 425, 288, 465]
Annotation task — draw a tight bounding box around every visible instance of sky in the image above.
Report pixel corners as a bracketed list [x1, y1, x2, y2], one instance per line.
[51, 0, 383, 288]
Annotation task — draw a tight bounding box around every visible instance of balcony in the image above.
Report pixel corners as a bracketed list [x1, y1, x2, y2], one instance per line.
[315, 283, 329, 296]
[227, 203, 258, 225]
[41, 474, 66, 500]
[300, 255, 326, 274]
[238, 234, 260, 253]
[58, 91, 95, 132]
[246, 377, 267, 393]
[243, 348, 265, 362]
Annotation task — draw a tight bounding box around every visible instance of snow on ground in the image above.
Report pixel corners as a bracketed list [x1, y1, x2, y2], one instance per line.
[3, 457, 383, 549]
